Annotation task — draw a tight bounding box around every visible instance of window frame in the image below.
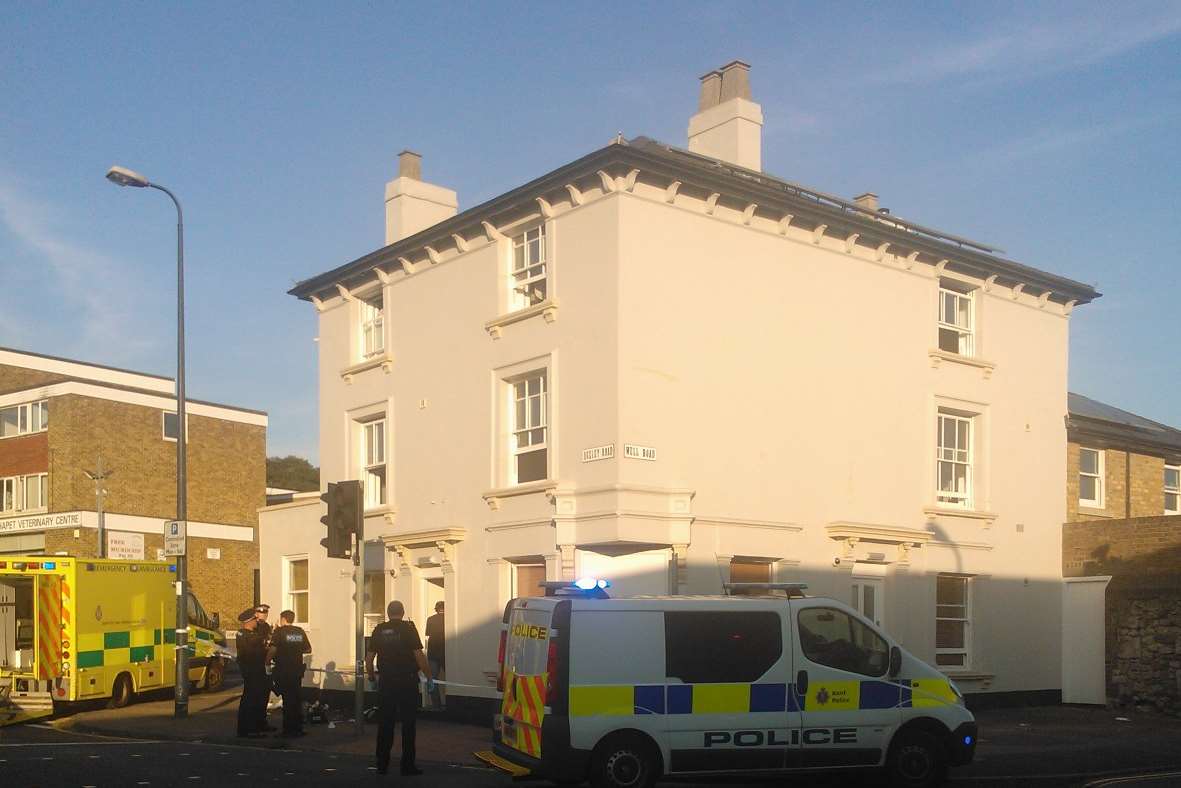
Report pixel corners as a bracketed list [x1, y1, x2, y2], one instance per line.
[0, 400, 49, 439]
[937, 282, 975, 357]
[1079, 447, 1104, 509]
[283, 555, 310, 627]
[358, 292, 386, 360]
[796, 606, 890, 678]
[665, 610, 783, 684]
[1165, 464, 1180, 515]
[936, 410, 973, 509]
[361, 418, 387, 509]
[0, 473, 48, 514]
[935, 575, 972, 670]
[510, 370, 548, 485]
[509, 225, 548, 311]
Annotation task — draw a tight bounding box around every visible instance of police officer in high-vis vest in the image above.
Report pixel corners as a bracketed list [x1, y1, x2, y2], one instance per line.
[235, 608, 269, 738]
[266, 609, 311, 737]
[365, 600, 430, 776]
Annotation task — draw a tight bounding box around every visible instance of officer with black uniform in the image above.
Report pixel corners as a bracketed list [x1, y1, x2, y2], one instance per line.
[365, 600, 430, 776]
[252, 604, 277, 732]
[235, 609, 269, 738]
[266, 609, 311, 737]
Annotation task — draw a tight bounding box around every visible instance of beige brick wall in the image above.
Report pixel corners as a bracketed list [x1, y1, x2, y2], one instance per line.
[0, 363, 70, 395]
[47, 394, 265, 526]
[1066, 442, 1169, 521]
[43, 527, 256, 628]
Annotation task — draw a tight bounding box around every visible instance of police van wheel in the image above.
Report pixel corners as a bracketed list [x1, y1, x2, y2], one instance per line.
[590, 735, 660, 788]
[204, 659, 225, 692]
[109, 673, 134, 709]
[887, 729, 946, 788]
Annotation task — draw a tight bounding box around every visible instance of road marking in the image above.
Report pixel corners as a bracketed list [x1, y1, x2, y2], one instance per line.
[0, 742, 156, 749]
[1086, 772, 1181, 787]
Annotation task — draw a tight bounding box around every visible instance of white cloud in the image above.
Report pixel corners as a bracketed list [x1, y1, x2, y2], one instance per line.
[871, 6, 1181, 87]
[0, 176, 158, 362]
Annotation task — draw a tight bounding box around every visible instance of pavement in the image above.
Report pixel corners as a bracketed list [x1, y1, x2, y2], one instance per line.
[48, 685, 489, 766]
[13, 691, 1181, 787]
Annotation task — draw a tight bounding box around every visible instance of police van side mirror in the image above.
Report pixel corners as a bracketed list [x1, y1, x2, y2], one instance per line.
[888, 645, 902, 677]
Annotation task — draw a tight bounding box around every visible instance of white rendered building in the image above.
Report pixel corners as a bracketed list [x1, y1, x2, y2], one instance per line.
[261, 61, 1098, 711]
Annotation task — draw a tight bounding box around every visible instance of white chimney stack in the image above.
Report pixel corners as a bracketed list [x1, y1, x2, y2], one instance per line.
[687, 60, 763, 171]
[384, 150, 458, 245]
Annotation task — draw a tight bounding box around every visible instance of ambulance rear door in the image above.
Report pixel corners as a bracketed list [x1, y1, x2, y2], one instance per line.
[789, 598, 900, 769]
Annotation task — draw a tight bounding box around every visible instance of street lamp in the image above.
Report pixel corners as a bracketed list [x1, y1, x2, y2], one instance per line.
[105, 165, 191, 720]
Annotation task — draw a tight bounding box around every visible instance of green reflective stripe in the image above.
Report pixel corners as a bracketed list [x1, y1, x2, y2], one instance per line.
[163, 629, 176, 644]
[195, 630, 212, 641]
[154, 629, 162, 645]
[130, 645, 155, 663]
[77, 650, 104, 668]
[104, 631, 130, 649]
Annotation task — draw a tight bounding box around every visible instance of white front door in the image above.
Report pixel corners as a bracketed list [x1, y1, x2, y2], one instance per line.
[851, 577, 884, 629]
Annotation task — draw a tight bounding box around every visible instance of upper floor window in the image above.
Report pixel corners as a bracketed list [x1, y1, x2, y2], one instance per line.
[511, 226, 547, 310]
[284, 556, 309, 626]
[511, 371, 548, 483]
[938, 284, 974, 356]
[0, 401, 48, 438]
[1079, 447, 1104, 508]
[0, 473, 47, 514]
[359, 293, 385, 359]
[1165, 465, 1180, 515]
[936, 411, 973, 508]
[362, 419, 387, 509]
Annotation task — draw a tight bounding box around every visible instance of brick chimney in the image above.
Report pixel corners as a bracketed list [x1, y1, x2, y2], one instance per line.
[687, 60, 764, 171]
[853, 192, 879, 212]
[384, 150, 458, 245]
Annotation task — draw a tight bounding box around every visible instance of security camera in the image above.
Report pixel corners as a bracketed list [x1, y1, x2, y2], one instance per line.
[833, 557, 841, 566]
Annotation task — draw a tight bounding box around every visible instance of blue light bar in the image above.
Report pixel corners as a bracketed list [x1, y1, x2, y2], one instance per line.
[42, 562, 56, 570]
[168, 564, 177, 572]
[964, 736, 973, 745]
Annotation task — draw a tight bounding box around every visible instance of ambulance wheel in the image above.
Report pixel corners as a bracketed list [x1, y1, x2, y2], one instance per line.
[887, 729, 946, 788]
[109, 673, 135, 709]
[204, 659, 225, 692]
[590, 734, 660, 788]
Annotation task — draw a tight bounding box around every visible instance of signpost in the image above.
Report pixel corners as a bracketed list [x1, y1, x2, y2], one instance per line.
[164, 520, 187, 557]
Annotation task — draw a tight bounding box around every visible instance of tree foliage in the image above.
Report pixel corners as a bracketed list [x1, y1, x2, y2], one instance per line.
[266, 455, 319, 492]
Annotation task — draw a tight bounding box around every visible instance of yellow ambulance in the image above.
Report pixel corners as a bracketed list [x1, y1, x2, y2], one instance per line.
[0, 556, 226, 725]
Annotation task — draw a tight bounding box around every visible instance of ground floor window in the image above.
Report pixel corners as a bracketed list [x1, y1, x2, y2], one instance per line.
[284, 556, 309, 625]
[935, 574, 971, 668]
[512, 562, 546, 599]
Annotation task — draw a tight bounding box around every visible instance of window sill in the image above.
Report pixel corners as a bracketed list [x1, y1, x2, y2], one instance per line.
[1076, 505, 1113, 518]
[928, 349, 996, 378]
[340, 354, 394, 383]
[923, 506, 997, 526]
[482, 479, 558, 510]
[484, 299, 559, 339]
[943, 670, 993, 684]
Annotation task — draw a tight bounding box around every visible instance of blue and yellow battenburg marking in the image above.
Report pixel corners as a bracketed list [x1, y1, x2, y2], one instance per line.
[569, 678, 955, 716]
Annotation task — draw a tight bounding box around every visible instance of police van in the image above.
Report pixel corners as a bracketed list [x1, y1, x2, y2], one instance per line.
[479, 580, 976, 788]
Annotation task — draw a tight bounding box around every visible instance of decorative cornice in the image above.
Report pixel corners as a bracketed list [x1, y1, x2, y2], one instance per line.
[340, 354, 394, 383]
[928, 350, 996, 379]
[826, 521, 935, 544]
[482, 479, 559, 510]
[484, 298, 559, 339]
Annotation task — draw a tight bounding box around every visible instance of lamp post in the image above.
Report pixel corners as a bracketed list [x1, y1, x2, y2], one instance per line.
[82, 457, 114, 558]
[105, 165, 190, 719]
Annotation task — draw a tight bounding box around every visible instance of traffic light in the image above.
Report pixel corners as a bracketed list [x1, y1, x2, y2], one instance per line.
[320, 480, 362, 559]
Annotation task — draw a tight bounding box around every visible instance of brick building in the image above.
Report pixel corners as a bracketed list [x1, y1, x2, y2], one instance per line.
[1062, 393, 1181, 709]
[0, 347, 267, 627]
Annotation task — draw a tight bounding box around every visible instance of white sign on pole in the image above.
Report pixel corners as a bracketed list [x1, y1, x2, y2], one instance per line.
[164, 520, 186, 556]
[106, 531, 145, 560]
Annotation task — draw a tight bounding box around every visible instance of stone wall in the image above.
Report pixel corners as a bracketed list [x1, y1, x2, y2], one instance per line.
[1064, 515, 1181, 712]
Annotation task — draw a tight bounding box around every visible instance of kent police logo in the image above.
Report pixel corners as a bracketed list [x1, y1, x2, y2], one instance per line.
[815, 688, 829, 705]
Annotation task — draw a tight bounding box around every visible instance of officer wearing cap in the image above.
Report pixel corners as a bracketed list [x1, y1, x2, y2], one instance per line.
[365, 600, 429, 776]
[252, 604, 276, 732]
[266, 610, 311, 737]
[235, 608, 269, 738]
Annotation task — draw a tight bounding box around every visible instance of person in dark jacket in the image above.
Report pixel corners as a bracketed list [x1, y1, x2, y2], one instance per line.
[424, 601, 445, 710]
[365, 600, 430, 776]
[235, 609, 269, 738]
[267, 610, 311, 737]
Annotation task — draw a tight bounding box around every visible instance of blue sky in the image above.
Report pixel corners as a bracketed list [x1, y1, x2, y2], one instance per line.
[2, 2, 1179, 462]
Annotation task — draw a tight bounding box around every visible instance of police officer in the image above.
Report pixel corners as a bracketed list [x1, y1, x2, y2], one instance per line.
[235, 608, 269, 738]
[266, 609, 311, 737]
[252, 604, 277, 732]
[424, 601, 445, 711]
[365, 600, 429, 776]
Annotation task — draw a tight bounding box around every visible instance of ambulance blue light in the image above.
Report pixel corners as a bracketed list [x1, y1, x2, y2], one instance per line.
[168, 564, 177, 572]
[42, 562, 56, 570]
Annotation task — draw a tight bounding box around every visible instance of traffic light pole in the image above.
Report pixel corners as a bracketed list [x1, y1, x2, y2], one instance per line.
[354, 533, 365, 736]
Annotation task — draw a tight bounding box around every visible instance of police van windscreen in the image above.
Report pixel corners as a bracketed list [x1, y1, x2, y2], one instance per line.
[504, 605, 551, 678]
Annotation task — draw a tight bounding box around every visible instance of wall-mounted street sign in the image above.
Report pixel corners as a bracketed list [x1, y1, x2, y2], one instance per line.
[624, 444, 657, 461]
[581, 444, 615, 463]
[164, 520, 186, 556]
